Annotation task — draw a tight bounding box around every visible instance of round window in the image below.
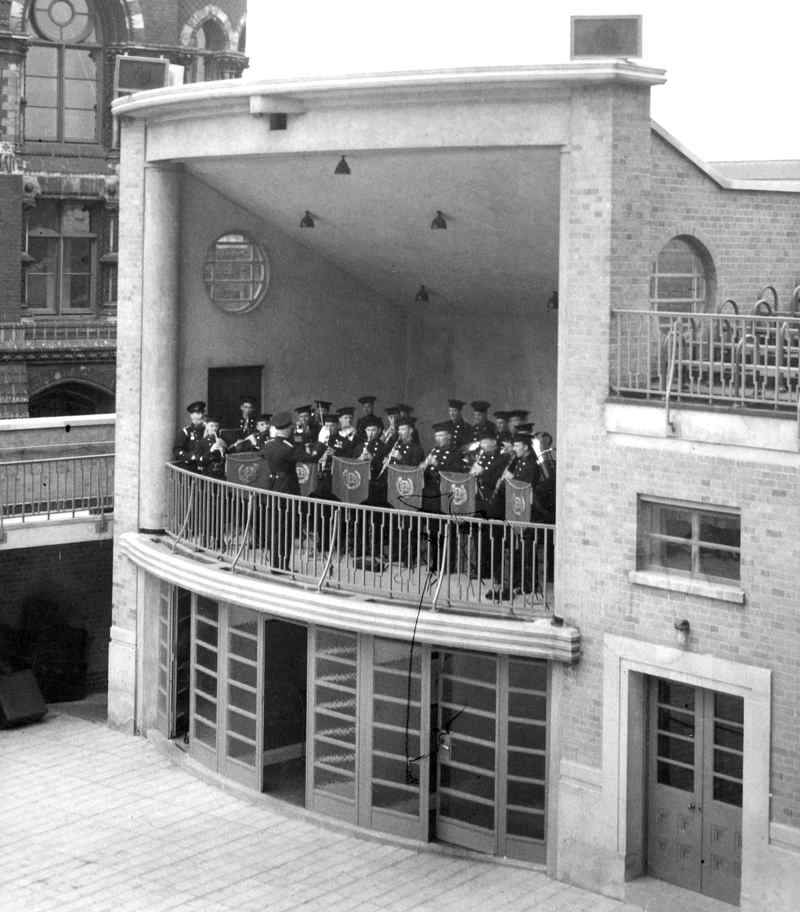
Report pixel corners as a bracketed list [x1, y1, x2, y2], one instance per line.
[31, 0, 95, 43]
[203, 232, 269, 314]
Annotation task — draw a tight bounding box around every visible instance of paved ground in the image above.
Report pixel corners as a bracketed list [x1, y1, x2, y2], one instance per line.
[0, 708, 649, 912]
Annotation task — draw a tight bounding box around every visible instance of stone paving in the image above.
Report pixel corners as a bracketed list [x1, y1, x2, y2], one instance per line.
[0, 708, 647, 912]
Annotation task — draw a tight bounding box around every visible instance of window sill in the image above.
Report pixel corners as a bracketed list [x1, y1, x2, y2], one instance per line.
[628, 569, 745, 605]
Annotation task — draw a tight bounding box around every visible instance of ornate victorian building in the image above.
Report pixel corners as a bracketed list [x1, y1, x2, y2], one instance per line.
[0, 0, 247, 417]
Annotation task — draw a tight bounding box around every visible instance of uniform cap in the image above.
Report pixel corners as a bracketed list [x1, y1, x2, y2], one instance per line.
[357, 395, 376, 404]
[471, 400, 490, 412]
[337, 406, 355, 416]
[397, 416, 413, 428]
[239, 396, 256, 406]
[432, 421, 451, 432]
[448, 398, 465, 409]
[314, 399, 332, 410]
[295, 404, 312, 414]
[509, 409, 529, 419]
[362, 416, 382, 429]
[385, 406, 400, 415]
[322, 414, 338, 424]
[186, 400, 206, 413]
[258, 413, 272, 423]
[396, 403, 413, 413]
[513, 432, 533, 444]
[516, 422, 535, 433]
[494, 410, 510, 420]
[271, 411, 293, 430]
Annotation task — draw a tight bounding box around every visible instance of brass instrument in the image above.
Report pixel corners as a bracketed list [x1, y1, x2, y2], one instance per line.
[378, 439, 401, 477]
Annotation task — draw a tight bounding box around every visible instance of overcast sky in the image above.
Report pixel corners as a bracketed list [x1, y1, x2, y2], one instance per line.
[246, 1, 798, 163]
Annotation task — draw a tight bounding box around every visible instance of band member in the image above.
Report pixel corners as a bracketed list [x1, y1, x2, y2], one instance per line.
[384, 416, 425, 468]
[333, 407, 358, 457]
[446, 399, 472, 450]
[355, 416, 386, 504]
[234, 396, 258, 442]
[194, 418, 227, 478]
[395, 403, 421, 444]
[381, 406, 400, 449]
[262, 411, 301, 570]
[231, 413, 271, 452]
[173, 400, 206, 467]
[312, 413, 341, 498]
[494, 410, 511, 443]
[293, 405, 316, 448]
[312, 400, 331, 439]
[422, 422, 467, 512]
[470, 401, 497, 444]
[355, 396, 382, 441]
[507, 409, 529, 434]
[532, 432, 556, 524]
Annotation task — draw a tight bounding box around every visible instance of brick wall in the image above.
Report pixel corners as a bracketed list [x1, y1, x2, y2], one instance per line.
[0, 173, 21, 322]
[557, 108, 800, 829]
[0, 540, 113, 691]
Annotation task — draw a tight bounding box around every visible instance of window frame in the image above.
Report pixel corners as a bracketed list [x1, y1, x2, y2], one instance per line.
[637, 496, 741, 585]
[203, 231, 269, 314]
[649, 237, 709, 314]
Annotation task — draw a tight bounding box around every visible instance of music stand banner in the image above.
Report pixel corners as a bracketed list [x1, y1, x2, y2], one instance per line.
[296, 460, 318, 497]
[387, 464, 424, 511]
[439, 472, 476, 515]
[331, 456, 371, 504]
[225, 452, 269, 489]
[505, 479, 532, 523]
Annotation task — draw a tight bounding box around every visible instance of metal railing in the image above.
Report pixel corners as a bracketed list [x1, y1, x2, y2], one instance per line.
[166, 463, 555, 617]
[0, 453, 114, 535]
[610, 309, 800, 411]
[0, 321, 117, 348]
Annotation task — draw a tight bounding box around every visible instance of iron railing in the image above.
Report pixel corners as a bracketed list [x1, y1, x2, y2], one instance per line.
[0, 321, 117, 348]
[166, 463, 555, 617]
[610, 309, 800, 411]
[0, 453, 114, 534]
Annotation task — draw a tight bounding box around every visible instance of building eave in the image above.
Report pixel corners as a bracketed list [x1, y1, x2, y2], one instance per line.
[120, 532, 581, 664]
[112, 61, 667, 121]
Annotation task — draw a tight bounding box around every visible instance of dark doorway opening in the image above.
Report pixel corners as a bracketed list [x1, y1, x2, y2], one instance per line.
[29, 381, 115, 417]
[207, 365, 262, 432]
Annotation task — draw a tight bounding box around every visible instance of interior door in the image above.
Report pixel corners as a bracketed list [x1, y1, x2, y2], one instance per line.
[436, 649, 498, 853]
[648, 678, 743, 905]
[207, 365, 262, 432]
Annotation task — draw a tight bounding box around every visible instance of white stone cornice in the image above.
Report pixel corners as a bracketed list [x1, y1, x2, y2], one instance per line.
[120, 532, 580, 663]
[112, 61, 666, 121]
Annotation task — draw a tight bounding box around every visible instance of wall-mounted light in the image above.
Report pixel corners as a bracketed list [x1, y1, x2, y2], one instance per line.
[334, 156, 350, 175]
[300, 210, 315, 228]
[674, 618, 690, 648]
[415, 284, 429, 304]
[430, 210, 447, 230]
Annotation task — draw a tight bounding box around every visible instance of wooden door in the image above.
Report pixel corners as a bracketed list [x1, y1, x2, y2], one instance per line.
[648, 678, 742, 905]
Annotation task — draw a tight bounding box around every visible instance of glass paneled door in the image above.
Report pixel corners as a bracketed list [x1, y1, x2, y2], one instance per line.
[156, 583, 190, 740]
[648, 678, 743, 905]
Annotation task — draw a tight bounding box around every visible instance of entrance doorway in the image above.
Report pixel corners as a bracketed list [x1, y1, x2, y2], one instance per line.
[648, 677, 743, 905]
[206, 365, 263, 432]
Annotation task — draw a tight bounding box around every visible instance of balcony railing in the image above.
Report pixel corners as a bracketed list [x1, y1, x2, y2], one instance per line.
[0, 321, 117, 350]
[610, 309, 800, 412]
[166, 463, 555, 618]
[0, 453, 114, 536]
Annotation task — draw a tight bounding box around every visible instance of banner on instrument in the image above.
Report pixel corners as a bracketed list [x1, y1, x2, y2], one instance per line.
[295, 460, 318, 497]
[439, 472, 475, 515]
[225, 451, 270, 489]
[331, 456, 371, 504]
[505, 479, 532, 523]
[387, 464, 424, 510]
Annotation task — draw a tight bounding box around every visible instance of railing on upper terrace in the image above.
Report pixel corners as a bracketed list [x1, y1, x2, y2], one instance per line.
[166, 463, 555, 618]
[0, 321, 117, 349]
[610, 306, 800, 413]
[0, 453, 114, 539]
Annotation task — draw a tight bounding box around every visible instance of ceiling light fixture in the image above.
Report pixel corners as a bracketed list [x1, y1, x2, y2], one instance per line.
[334, 156, 351, 175]
[430, 210, 447, 230]
[300, 210, 315, 228]
[415, 284, 429, 304]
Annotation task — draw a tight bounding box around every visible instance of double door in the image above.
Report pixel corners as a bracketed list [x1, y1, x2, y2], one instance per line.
[648, 677, 743, 905]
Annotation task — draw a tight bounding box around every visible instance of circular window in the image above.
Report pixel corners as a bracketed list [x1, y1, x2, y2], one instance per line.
[31, 0, 95, 43]
[203, 232, 269, 314]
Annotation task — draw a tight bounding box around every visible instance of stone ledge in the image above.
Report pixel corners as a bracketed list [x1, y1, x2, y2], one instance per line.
[628, 569, 745, 605]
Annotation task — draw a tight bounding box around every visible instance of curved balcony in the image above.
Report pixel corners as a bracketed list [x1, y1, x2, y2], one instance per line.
[165, 463, 555, 619]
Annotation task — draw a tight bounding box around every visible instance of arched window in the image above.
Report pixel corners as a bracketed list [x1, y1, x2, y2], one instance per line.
[650, 236, 713, 313]
[29, 380, 114, 417]
[24, 0, 102, 143]
[190, 18, 227, 82]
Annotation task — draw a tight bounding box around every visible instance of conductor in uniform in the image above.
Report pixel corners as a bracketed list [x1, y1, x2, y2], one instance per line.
[173, 400, 206, 468]
[262, 411, 300, 570]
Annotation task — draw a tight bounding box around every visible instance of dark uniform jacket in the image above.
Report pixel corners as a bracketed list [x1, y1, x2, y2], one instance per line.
[173, 422, 206, 467]
[470, 419, 498, 443]
[237, 415, 257, 439]
[231, 429, 269, 452]
[447, 419, 472, 450]
[263, 437, 301, 494]
[422, 445, 468, 512]
[473, 448, 506, 518]
[532, 457, 556, 524]
[192, 436, 226, 478]
[387, 438, 425, 468]
[332, 430, 358, 458]
[511, 455, 539, 485]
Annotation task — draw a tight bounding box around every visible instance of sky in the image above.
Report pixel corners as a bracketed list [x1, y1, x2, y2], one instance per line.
[245, 1, 798, 163]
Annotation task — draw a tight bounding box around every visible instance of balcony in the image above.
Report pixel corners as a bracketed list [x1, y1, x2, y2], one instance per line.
[0, 320, 117, 353]
[0, 453, 114, 544]
[610, 309, 800, 414]
[166, 464, 555, 619]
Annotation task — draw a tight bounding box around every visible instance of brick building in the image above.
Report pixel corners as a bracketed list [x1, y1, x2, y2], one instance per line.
[0, 0, 247, 417]
[108, 57, 800, 911]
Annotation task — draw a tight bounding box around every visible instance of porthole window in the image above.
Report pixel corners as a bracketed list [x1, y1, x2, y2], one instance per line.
[203, 232, 269, 314]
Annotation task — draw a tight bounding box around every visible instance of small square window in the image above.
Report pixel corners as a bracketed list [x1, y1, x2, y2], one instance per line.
[637, 498, 740, 584]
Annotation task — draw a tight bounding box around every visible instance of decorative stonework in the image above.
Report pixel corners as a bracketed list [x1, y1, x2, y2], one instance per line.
[179, 4, 236, 50]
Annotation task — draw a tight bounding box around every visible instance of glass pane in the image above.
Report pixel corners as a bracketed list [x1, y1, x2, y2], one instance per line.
[713, 778, 742, 807]
[25, 107, 58, 141]
[439, 793, 494, 830]
[64, 78, 96, 109]
[508, 691, 546, 720]
[713, 749, 743, 780]
[195, 669, 216, 697]
[229, 658, 257, 689]
[508, 750, 546, 781]
[62, 272, 90, 309]
[699, 513, 740, 548]
[195, 644, 217, 672]
[196, 620, 217, 646]
[445, 709, 494, 743]
[507, 779, 545, 809]
[654, 506, 692, 538]
[26, 273, 55, 311]
[228, 683, 256, 714]
[441, 651, 496, 684]
[441, 677, 495, 713]
[63, 108, 96, 141]
[440, 764, 494, 801]
[715, 692, 744, 724]
[698, 547, 740, 581]
[314, 765, 354, 797]
[373, 698, 419, 730]
[508, 658, 547, 692]
[227, 735, 255, 766]
[196, 597, 218, 622]
[64, 49, 96, 80]
[374, 670, 420, 701]
[653, 539, 692, 572]
[227, 709, 256, 741]
[25, 75, 58, 107]
[657, 760, 694, 792]
[315, 713, 356, 745]
[229, 632, 258, 662]
[372, 783, 419, 815]
[26, 44, 58, 77]
[508, 721, 545, 751]
[448, 738, 494, 772]
[65, 236, 91, 271]
[61, 203, 91, 234]
[372, 753, 417, 786]
[373, 725, 419, 758]
[656, 276, 697, 299]
[658, 680, 695, 711]
[657, 707, 694, 737]
[657, 733, 694, 766]
[194, 694, 216, 724]
[193, 718, 215, 748]
[507, 810, 544, 840]
[229, 604, 258, 635]
[714, 721, 743, 752]
[658, 239, 698, 272]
